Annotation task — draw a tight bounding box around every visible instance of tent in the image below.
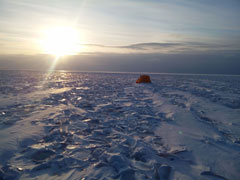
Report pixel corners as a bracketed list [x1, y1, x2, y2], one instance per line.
[136, 75, 151, 83]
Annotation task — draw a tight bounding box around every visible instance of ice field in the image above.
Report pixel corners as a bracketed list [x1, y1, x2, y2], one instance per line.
[0, 70, 240, 180]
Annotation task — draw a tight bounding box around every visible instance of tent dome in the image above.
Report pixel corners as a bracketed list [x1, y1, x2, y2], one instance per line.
[136, 75, 151, 83]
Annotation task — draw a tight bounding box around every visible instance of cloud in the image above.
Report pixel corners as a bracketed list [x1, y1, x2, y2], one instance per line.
[82, 41, 240, 54]
[119, 42, 181, 50]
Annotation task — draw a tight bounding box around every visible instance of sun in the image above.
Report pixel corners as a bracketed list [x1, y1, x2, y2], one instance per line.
[40, 26, 81, 57]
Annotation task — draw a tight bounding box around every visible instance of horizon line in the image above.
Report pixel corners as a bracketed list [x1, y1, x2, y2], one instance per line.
[1, 68, 240, 76]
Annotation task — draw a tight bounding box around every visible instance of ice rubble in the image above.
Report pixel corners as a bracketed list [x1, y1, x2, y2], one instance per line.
[0, 70, 240, 180]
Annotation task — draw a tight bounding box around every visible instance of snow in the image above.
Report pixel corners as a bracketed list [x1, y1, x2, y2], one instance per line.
[0, 70, 240, 180]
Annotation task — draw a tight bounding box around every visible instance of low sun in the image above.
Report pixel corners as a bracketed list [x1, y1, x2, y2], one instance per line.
[40, 26, 80, 57]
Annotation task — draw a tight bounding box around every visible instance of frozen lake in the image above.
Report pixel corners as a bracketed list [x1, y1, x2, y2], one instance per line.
[0, 70, 240, 180]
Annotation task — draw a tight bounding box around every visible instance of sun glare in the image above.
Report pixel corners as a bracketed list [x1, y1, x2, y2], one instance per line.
[41, 26, 81, 57]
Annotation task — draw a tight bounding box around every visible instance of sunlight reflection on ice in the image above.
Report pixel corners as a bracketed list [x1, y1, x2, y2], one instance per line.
[66, 145, 78, 150]
[76, 87, 89, 90]
[31, 143, 52, 149]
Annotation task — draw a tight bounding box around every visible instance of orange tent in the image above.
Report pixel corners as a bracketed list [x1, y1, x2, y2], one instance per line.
[136, 75, 151, 83]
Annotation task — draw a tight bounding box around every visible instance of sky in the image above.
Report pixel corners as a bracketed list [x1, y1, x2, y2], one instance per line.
[0, 0, 240, 74]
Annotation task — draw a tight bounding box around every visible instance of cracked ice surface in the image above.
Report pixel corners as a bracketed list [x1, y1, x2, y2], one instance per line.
[0, 70, 240, 180]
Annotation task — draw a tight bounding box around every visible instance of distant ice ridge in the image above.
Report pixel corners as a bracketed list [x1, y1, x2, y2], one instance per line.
[0, 70, 240, 180]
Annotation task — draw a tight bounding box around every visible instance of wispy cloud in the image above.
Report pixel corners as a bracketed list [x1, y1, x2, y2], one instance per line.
[119, 43, 181, 50]
[81, 41, 240, 54]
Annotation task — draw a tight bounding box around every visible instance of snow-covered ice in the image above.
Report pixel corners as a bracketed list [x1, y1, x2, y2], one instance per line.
[0, 70, 240, 180]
